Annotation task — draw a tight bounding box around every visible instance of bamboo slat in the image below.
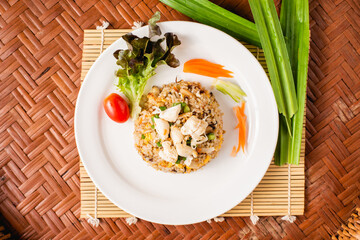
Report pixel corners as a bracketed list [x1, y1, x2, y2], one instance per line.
[80, 29, 305, 218]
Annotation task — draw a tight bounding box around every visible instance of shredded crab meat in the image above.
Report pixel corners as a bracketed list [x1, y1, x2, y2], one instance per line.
[191, 135, 208, 148]
[159, 141, 178, 163]
[170, 126, 183, 144]
[181, 116, 208, 141]
[175, 142, 197, 158]
[159, 104, 181, 122]
[154, 118, 169, 140]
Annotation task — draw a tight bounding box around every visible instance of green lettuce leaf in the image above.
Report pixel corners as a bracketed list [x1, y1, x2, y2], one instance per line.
[113, 12, 181, 119]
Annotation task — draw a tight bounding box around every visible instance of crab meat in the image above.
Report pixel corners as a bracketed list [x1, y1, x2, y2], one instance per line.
[175, 143, 197, 158]
[154, 118, 169, 140]
[159, 141, 178, 163]
[184, 156, 194, 167]
[181, 116, 208, 140]
[191, 135, 208, 148]
[159, 104, 181, 122]
[170, 126, 183, 144]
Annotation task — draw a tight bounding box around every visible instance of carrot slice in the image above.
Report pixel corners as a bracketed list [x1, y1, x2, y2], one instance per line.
[232, 102, 247, 156]
[183, 63, 233, 77]
[183, 58, 233, 78]
[183, 66, 230, 78]
[185, 59, 226, 69]
[185, 63, 234, 74]
[231, 146, 237, 157]
[183, 67, 233, 78]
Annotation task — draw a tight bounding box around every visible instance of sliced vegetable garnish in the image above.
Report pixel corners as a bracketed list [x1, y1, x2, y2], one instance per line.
[207, 133, 215, 140]
[183, 59, 233, 78]
[151, 125, 155, 129]
[159, 106, 167, 111]
[141, 134, 145, 139]
[156, 140, 162, 147]
[113, 12, 181, 119]
[231, 102, 247, 156]
[154, 114, 160, 118]
[212, 79, 246, 103]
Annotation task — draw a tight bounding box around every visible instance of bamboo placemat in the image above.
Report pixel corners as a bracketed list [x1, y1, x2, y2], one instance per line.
[80, 29, 305, 218]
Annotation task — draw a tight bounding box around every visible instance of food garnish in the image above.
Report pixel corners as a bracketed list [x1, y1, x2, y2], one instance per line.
[113, 12, 181, 119]
[212, 79, 246, 103]
[183, 59, 233, 78]
[103, 93, 130, 123]
[231, 101, 247, 156]
[183, 59, 247, 103]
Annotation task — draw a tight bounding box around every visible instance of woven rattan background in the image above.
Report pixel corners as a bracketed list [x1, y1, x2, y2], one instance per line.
[0, 0, 359, 239]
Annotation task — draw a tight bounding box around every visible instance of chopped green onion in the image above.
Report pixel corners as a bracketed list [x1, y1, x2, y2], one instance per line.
[212, 79, 246, 103]
[151, 125, 155, 129]
[172, 102, 188, 112]
[141, 134, 145, 139]
[186, 139, 191, 146]
[176, 156, 186, 164]
[154, 114, 160, 118]
[151, 116, 155, 123]
[160, 0, 261, 47]
[156, 140, 162, 147]
[249, 0, 298, 134]
[169, 122, 174, 126]
[183, 105, 190, 113]
[207, 133, 215, 140]
[173, 102, 185, 107]
[159, 106, 167, 111]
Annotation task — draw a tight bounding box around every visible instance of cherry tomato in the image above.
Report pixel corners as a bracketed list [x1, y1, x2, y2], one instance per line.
[103, 93, 130, 123]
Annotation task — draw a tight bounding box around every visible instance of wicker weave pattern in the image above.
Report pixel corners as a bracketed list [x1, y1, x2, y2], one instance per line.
[0, 0, 360, 239]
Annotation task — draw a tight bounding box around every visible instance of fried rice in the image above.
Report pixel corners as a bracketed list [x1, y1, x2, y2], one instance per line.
[134, 80, 224, 173]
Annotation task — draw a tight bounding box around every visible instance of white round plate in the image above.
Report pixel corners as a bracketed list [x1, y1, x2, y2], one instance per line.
[75, 21, 278, 225]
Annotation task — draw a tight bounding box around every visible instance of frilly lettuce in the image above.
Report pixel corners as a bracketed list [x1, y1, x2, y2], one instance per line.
[113, 12, 181, 119]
